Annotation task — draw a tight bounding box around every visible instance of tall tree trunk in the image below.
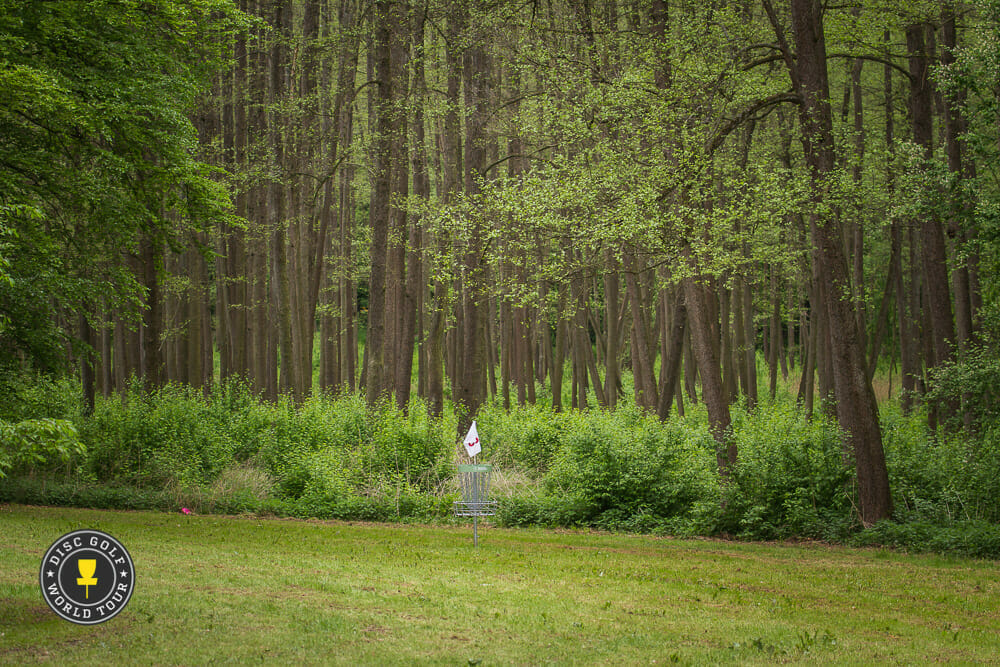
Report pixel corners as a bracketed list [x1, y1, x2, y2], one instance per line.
[847, 12, 867, 342]
[229, 3, 249, 382]
[742, 278, 758, 408]
[426, 8, 464, 419]
[384, 0, 410, 404]
[214, 55, 237, 385]
[454, 16, 491, 427]
[797, 299, 816, 412]
[685, 276, 735, 474]
[656, 288, 686, 420]
[908, 21, 957, 423]
[292, 0, 324, 400]
[768, 265, 781, 399]
[719, 284, 737, 402]
[80, 311, 96, 415]
[625, 250, 658, 411]
[941, 3, 978, 427]
[734, 282, 748, 401]
[365, 0, 404, 406]
[900, 225, 923, 412]
[551, 285, 568, 413]
[99, 302, 111, 397]
[139, 235, 163, 391]
[398, 0, 428, 413]
[188, 242, 210, 392]
[604, 254, 621, 410]
[774, 0, 892, 525]
[269, 0, 295, 399]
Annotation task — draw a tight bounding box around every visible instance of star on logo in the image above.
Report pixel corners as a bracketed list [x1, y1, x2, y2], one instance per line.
[120, 570, 129, 578]
[46, 570, 55, 578]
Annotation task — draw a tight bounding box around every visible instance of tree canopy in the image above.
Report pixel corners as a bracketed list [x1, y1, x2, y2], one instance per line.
[0, 0, 244, 371]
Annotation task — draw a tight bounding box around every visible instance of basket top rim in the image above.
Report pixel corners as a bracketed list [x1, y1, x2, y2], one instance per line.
[457, 464, 492, 473]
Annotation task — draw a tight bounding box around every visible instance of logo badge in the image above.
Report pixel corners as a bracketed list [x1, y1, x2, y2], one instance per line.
[39, 529, 135, 625]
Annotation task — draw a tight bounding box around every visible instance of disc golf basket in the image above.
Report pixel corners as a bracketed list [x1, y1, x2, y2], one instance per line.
[454, 464, 497, 547]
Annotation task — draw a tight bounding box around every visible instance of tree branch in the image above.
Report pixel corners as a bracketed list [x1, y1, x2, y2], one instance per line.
[708, 92, 801, 153]
[828, 53, 913, 80]
[761, 0, 801, 93]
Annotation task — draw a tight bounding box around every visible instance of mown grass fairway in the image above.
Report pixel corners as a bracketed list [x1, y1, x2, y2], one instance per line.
[1, 505, 999, 665]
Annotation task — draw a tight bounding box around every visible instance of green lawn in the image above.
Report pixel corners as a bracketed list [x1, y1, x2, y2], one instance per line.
[1, 504, 999, 665]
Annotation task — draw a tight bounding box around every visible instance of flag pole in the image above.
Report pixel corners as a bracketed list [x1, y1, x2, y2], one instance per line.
[474, 446, 478, 547]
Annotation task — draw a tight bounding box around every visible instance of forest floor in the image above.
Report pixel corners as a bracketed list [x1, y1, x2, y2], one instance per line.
[2, 504, 999, 665]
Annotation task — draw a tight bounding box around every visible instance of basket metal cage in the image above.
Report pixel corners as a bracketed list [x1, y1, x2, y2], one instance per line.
[453, 464, 498, 517]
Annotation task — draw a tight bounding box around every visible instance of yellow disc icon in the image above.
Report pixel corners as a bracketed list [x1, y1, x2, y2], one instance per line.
[76, 559, 98, 599]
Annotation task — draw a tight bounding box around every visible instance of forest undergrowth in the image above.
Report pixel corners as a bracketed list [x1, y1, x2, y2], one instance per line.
[2, 372, 999, 559]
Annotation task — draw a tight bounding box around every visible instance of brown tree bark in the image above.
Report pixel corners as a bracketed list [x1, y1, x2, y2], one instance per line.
[79, 310, 96, 415]
[454, 15, 491, 427]
[139, 234, 163, 391]
[685, 276, 735, 474]
[99, 302, 112, 397]
[604, 254, 621, 410]
[425, 8, 464, 419]
[318, 0, 360, 394]
[397, 0, 428, 413]
[228, 2, 249, 382]
[656, 287, 686, 420]
[772, 0, 892, 524]
[719, 284, 737, 402]
[365, 0, 406, 406]
[908, 21, 957, 425]
[908, 22, 957, 370]
[384, 0, 411, 405]
[625, 250, 658, 411]
[267, 0, 296, 399]
[551, 285, 568, 413]
[768, 265, 781, 399]
[291, 0, 324, 400]
[742, 279, 758, 407]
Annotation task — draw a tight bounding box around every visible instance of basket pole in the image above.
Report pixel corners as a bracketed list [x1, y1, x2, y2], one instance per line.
[455, 463, 495, 546]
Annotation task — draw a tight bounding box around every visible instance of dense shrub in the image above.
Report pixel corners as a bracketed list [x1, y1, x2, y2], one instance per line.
[0, 372, 81, 422]
[253, 392, 369, 499]
[961, 426, 1000, 523]
[0, 477, 171, 511]
[3, 373, 1000, 557]
[853, 519, 1000, 559]
[0, 417, 84, 478]
[478, 402, 567, 475]
[495, 493, 595, 528]
[544, 404, 718, 527]
[83, 382, 239, 487]
[484, 402, 719, 533]
[926, 344, 1000, 431]
[719, 400, 854, 540]
[359, 399, 453, 492]
[882, 404, 1000, 524]
[69, 382, 454, 518]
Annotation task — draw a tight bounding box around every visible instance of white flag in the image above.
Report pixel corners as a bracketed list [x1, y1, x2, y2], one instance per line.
[463, 421, 481, 458]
